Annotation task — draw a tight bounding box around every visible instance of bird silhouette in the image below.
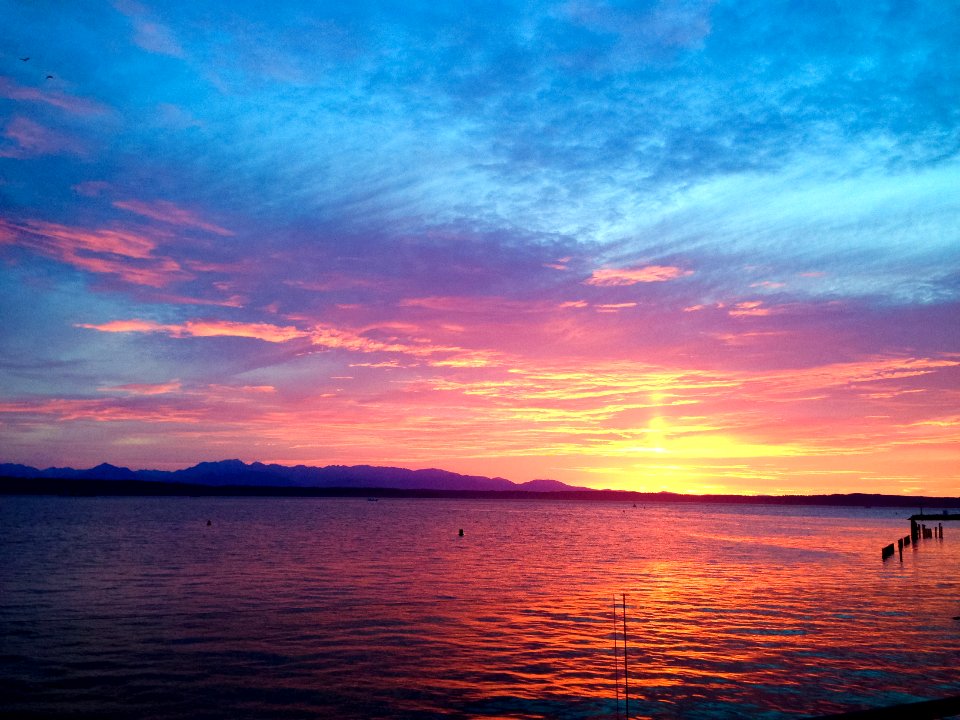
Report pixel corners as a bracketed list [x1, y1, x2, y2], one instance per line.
[20, 56, 30, 62]
[46, 75, 54, 80]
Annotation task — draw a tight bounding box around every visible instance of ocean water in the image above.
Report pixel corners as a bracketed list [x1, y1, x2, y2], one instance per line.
[1, 496, 958, 719]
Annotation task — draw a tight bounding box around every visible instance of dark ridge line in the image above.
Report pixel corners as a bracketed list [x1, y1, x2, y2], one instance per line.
[2, 476, 959, 507]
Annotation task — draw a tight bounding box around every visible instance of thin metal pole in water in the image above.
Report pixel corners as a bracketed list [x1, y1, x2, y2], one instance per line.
[622, 593, 629, 719]
[613, 596, 621, 720]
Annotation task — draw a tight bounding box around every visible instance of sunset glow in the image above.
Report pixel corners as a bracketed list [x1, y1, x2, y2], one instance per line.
[1, 1, 958, 494]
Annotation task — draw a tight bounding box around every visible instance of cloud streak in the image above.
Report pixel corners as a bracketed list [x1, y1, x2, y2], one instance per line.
[585, 265, 693, 286]
[0, 76, 110, 116]
[113, 199, 234, 236]
[1, 117, 86, 158]
[0, 218, 185, 287]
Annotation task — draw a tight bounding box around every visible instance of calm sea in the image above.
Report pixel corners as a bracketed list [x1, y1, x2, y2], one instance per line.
[1, 496, 958, 719]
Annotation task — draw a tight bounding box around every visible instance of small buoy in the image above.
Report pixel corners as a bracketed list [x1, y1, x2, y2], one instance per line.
[206, 519, 211, 526]
[458, 528, 464, 537]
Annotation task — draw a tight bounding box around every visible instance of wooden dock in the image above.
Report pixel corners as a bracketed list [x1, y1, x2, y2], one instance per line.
[880, 512, 957, 561]
[909, 512, 960, 522]
[910, 512, 960, 542]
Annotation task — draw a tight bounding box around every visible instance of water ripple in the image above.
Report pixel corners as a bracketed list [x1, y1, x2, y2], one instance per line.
[1, 497, 958, 719]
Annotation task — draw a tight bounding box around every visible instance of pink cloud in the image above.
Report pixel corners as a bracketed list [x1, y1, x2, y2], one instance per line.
[0, 76, 109, 116]
[147, 292, 246, 308]
[184, 320, 307, 342]
[544, 257, 572, 270]
[0, 116, 85, 158]
[585, 264, 693, 286]
[114, 0, 185, 57]
[595, 302, 638, 313]
[728, 301, 773, 318]
[113, 199, 234, 236]
[0, 218, 185, 287]
[77, 318, 310, 344]
[0, 398, 203, 424]
[77, 317, 387, 349]
[76, 315, 502, 367]
[77, 319, 174, 334]
[765, 356, 960, 391]
[100, 380, 183, 395]
[70, 257, 183, 287]
[15, 220, 157, 258]
[313, 323, 502, 367]
[309, 324, 414, 354]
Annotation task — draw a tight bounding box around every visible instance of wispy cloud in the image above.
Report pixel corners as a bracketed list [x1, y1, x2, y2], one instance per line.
[0, 397, 204, 424]
[113, 0, 185, 58]
[0, 218, 185, 287]
[113, 199, 233, 236]
[0, 117, 85, 158]
[78, 319, 309, 343]
[100, 380, 182, 395]
[0, 76, 110, 116]
[728, 301, 773, 318]
[585, 265, 693, 286]
[76, 316, 503, 367]
[595, 302, 637, 313]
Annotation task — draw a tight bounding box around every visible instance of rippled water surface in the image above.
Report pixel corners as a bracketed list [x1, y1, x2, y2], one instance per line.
[2, 496, 958, 719]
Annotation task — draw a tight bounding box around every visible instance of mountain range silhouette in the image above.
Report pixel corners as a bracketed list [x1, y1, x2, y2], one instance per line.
[0, 459, 589, 492]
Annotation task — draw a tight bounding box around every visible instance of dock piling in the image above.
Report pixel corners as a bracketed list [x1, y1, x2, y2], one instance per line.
[612, 596, 621, 720]
[622, 593, 629, 720]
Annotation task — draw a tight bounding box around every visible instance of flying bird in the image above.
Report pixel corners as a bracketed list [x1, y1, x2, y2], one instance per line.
[20, 56, 29, 61]
[46, 75, 54, 80]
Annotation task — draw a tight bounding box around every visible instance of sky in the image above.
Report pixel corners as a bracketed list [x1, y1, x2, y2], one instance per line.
[1, 1, 958, 495]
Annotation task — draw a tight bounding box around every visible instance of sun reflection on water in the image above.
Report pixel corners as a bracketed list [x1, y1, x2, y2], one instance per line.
[0, 497, 958, 719]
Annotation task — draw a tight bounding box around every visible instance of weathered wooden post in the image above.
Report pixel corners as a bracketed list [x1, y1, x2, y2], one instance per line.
[897, 538, 903, 561]
[612, 596, 621, 720]
[881, 543, 895, 560]
[910, 518, 918, 541]
[622, 593, 629, 720]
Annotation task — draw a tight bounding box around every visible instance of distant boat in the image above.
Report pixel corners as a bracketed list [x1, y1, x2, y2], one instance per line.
[367, 497, 379, 502]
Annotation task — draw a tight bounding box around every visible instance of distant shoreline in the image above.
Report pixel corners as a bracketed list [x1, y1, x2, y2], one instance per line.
[3, 476, 959, 508]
